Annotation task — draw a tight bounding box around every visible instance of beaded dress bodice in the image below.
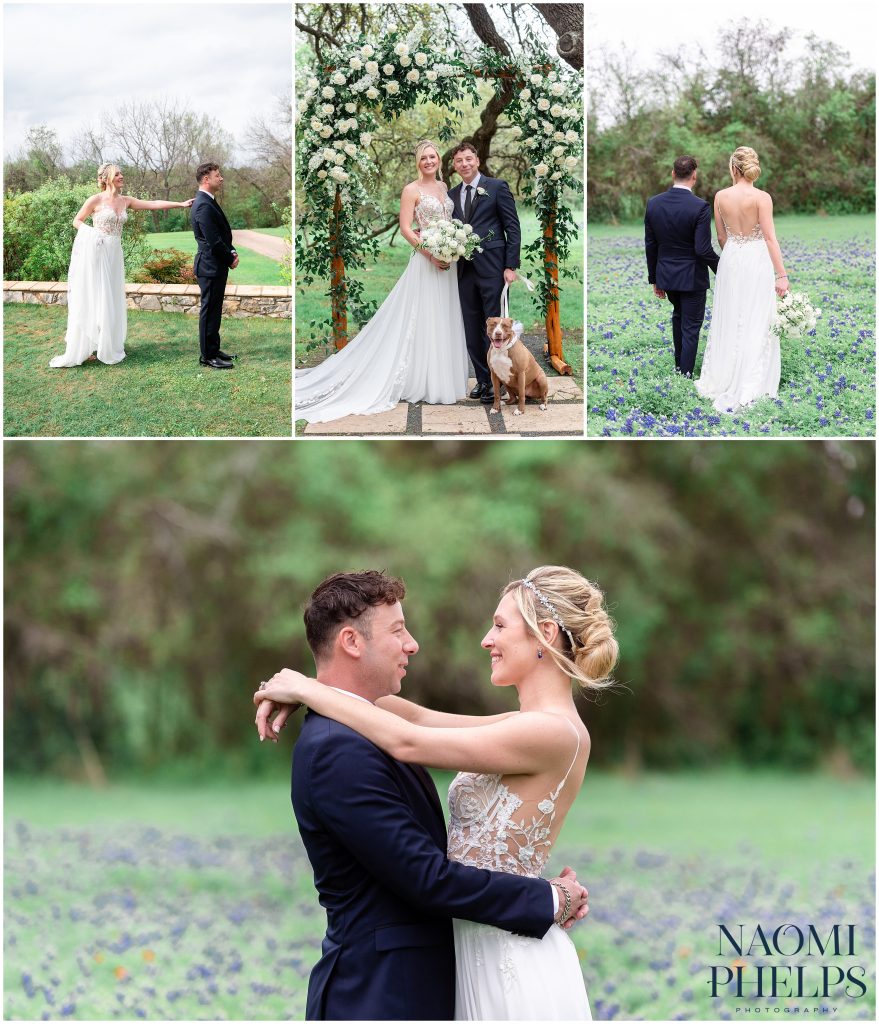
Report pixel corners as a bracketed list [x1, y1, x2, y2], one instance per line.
[415, 189, 453, 229]
[447, 723, 580, 879]
[92, 206, 128, 237]
[721, 214, 763, 246]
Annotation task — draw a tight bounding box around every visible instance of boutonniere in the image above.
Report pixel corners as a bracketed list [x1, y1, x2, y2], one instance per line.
[476, 186, 488, 196]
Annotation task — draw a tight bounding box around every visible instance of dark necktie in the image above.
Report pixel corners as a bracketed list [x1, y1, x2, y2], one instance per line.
[463, 184, 473, 221]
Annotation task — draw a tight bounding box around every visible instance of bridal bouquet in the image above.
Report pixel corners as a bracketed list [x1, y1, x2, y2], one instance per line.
[418, 219, 485, 263]
[772, 290, 822, 339]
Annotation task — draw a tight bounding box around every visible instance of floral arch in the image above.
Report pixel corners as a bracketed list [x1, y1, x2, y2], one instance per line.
[296, 22, 583, 374]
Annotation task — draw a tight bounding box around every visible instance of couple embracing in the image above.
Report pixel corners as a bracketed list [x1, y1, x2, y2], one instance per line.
[295, 141, 521, 423]
[254, 566, 619, 1019]
[645, 148, 791, 412]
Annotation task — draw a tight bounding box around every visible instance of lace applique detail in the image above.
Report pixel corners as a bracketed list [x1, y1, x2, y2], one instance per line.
[447, 722, 580, 879]
[722, 215, 763, 246]
[93, 207, 128, 237]
[415, 189, 453, 230]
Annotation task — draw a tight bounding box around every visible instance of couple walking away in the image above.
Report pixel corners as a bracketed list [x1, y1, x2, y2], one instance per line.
[49, 162, 240, 370]
[253, 566, 619, 1020]
[645, 148, 790, 412]
[294, 140, 522, 423]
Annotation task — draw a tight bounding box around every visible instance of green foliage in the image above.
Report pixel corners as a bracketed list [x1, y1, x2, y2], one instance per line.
[131, 247, 194, 284]
[3, 441, 874, 779]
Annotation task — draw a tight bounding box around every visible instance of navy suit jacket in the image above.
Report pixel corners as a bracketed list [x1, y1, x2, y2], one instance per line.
[645, 187, 720, 292]
[191, 192, 236, 278]
[449, 175, 521, 280]
[292, 711, 554, 1021]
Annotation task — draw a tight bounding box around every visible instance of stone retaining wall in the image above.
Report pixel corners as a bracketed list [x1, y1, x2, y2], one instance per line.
[3, 281, 291, 319]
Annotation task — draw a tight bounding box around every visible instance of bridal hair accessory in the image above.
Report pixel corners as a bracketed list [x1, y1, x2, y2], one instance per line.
[520, 579, 576, 650]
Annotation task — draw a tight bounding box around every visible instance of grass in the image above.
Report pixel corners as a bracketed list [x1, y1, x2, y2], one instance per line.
[144, 231, 285, 286]
[587, 214, 875, 437]
[295, 208, 584, 381]
[4, 771, 873, 1020]
[3, 304, 291, 437]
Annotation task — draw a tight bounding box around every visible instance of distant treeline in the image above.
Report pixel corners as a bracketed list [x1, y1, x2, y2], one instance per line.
[3, 441, 874, 781]
[588, 20, 876, 221]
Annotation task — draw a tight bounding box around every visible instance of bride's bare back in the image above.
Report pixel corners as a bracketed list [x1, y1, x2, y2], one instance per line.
[715, 184, 767, 238]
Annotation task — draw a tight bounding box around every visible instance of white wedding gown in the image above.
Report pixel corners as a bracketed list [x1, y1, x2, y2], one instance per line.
[50, 207, 128, 367]
[295, 191, 469, 422]
[448, 727, 591, 1020]
[695, 217, 779, 412]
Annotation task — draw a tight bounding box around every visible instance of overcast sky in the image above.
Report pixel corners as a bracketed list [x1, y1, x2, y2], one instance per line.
[3, 2, 291, 160]
[588, 1, 876, 76]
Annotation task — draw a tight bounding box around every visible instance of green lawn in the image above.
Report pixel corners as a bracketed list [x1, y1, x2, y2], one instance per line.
[3, 304, 292, 437]
[144, 230, 285, 286]
[4, 771, 873, 1020]
[587, 214, 875, 437]
[295, 209, 584, 379]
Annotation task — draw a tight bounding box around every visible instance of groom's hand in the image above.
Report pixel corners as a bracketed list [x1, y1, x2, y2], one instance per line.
[549, 866, 589, 930]
[503, 269, 517, 284]
[231, 255, 240, 269]
[653, 285, 665, 299]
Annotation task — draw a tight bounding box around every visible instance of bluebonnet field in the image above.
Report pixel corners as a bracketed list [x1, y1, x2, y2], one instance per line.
[4, 773, 874, 1020]
[587, 215, 875, 437]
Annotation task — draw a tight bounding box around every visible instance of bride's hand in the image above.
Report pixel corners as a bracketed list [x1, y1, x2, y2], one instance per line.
[550, 866, 589, 930]
[255, 667, 315, 706]
[180, 198, 195, 208]
[431, 255, 451, 271]
[254, 698, 300, 742]
[775, 274, 789, 297]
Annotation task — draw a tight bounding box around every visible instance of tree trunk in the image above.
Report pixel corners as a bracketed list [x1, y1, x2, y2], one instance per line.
[533, 3, 583, 70]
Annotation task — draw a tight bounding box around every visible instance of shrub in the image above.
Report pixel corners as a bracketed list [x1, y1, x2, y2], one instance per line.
[131, 247, 195, 284]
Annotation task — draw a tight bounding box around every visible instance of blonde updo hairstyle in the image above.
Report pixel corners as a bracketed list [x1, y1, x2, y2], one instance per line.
[503, 565, 619, 692]
[729, 147, 760, 183]
[415, 139, 442, 181]
[97, 163, 122, 195]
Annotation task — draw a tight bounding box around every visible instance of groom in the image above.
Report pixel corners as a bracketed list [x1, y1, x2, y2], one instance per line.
[255, 570, 587, 1021]
[448, 142, 521, 403]
[645, 155, 720, 378]
[191, 162, 238, 370]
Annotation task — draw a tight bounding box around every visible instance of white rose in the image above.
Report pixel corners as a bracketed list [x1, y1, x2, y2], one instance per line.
[565, 129, 578, 143]
[564, 156, 580, 171]
[317, 169, 327, 179]
[537, 98, 550, 111]
[321, 86, 335, 99]
[510, 126, 523, 138]
[360, 44, 375, 58]
[344, 102, 357, 114]
[307, 77, 319, 90]
[415, 52, 428, 66]
[394, 42, 409, 57]
[365, 60, 379, 76]
[425, 70, 438, 82]
[530, 73, 543, 86]
[551, 82, 565, 96]
[385, 81, 400, 95]
[322, 147, 336, 161]
[406, 69, 420, 83]
[527, 138, 539, 149]
[552, 145, 565, 157]
[332, 72, 346, 86]
[344, 143, 357, 156]
[399, 54, 412, 67]
[550, 104, 563, 118]
[366, 87, 379, 100]
[310, 118, 323, 131]
[535, 163, 549, 176]
[329, 166, 349, 183]
[551, 171, 562, 180]
[529, 119, 538, 129]
[360, 132, 372, 147]
[349, 56, 363, 71]
[383, 64, 395, 76]
[320, 126, 333, 138]
[519, 88, 531, 101]
[543, 121, 554, 135]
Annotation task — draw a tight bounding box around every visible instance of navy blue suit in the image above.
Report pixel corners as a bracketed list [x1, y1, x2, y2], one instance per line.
[449, 176, 521, 386]
[292, 711, 553, 1020]
[645, 187, 720, 374]
[191, 191, 237, 360]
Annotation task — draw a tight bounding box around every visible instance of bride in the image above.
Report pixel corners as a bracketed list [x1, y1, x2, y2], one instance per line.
[255, 565, 618, 1020]
[49, 163, 194, 368]
[695, 146, 790, 412]
[295, 140, 469, 422]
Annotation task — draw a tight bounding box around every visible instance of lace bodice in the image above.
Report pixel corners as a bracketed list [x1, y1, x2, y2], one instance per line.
[447, 722, 580, 878]
[92, 206, 128, 237]
[721, 215, 763, 245]
[415, 189, 453, 229]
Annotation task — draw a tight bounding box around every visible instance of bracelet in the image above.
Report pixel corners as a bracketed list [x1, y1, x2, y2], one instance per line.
[775, 273, 788, 280]
[550, 880, 572, 924]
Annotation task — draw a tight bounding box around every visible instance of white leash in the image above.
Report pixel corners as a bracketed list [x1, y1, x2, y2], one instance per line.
[499, 275, 534, 333]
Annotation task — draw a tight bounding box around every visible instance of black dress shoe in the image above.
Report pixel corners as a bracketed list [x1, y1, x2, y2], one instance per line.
[480, 386, 495, 404]
[469, 382, 487, 399]
[217, 350, 237, 360]
[200, 356, 234, 369]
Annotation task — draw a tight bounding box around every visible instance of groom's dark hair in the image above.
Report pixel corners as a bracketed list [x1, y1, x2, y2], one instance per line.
[451, 141, 479, 159]
[196, 161, 220, 182]
[673, 156, 698, 180]
[305, 571, 407, 661]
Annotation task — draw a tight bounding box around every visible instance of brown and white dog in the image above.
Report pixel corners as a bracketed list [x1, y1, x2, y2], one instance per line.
[485, 317, 549, 416]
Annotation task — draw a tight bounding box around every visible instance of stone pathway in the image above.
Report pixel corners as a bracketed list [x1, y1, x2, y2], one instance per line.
[300, 332, 583, 437]
[231, 230, 288, 261]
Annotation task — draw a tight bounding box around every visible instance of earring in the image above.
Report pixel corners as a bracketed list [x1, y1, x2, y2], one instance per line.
[537, 647, 544, 660]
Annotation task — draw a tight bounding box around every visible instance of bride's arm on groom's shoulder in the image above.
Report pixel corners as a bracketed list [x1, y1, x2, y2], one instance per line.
[713, 195, 727, 249]
[125, 196, 195, 211]
[376, 694, 517, 729]
[73, 194, 100, 229]
[757, 193, 789, 293]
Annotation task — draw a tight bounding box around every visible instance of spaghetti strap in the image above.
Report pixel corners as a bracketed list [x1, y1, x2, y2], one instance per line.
[549, 717, 581, 800]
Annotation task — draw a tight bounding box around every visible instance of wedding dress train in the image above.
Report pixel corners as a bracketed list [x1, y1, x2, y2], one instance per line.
[448, 722, 591, 1020]
[50, 207, 128, 367]
[695, 217, 779, 412]
[294, 192, 469, 423]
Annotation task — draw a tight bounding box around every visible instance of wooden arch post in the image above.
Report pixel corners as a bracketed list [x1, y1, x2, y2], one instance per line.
[543, 198, 570, 375]
[329, 186, 348, 349]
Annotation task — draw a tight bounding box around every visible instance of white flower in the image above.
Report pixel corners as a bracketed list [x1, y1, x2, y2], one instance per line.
[414, 52, 428, 66]
[564, 156, 580, 171]
[534, 163, 549, 176]
[328, 166, 349, 183]
[321, 103, 335, 116]
[331, 72, 346, 86]
[394, 42, 410, 57]
[530, 73, 543, 86]
[307, 152, 324, 171]
[343, 143, 357, 157]
[322, 147, 336, 161]
[349, 56, 363, 71]
[319, 125, 333, 139]
[310, 118, 323, 131]
[553, 131, 566, 142]
[321, 86, 335, 99]
[543, 122, 554, 135]
[307, 77, 319, 90]
[537, 799, 555, 814]
[552, 145, 565, 157]
[360, 44, 374, 58]
[334, 151, 346, 164]
[406, 69, 420, 83]
[551, 171, 562, 180]
[360, 132, 372, 147]
[366, 87, 379, 100]
[565, 129, 579, 143]
[537, 98, 550, 111]
[550, 104, 564, 118]
[383, 64, 395, 76]
[528, 119, 538, 129]
[476, 186, 488, 196]
[317, 169, 327, 179]
[399, 54, 412, 67]
[385, 80, 400, 95]
[519, 88, 532, 101]
[344, 102, 357, 114]
[494, 841, 509, 855]
[425, 70, 438, 82]
[365, 60, 379, 76]
[550, 82, 565, 96]
[510, 126, 523, 138]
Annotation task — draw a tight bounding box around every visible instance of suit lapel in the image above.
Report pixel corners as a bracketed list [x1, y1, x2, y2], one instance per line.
[406, 761, 446, 825]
